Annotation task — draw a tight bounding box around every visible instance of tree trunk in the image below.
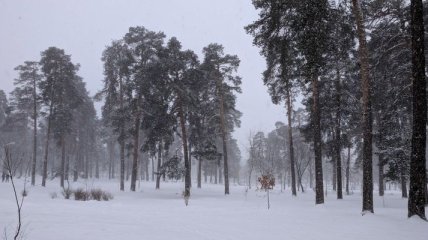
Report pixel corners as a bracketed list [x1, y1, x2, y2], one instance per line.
[335, 67, 343, 199]
[312, 73, 324, 204]
[216, 78, 229, 195]
[346, 146, 351, 195]
[42, 104, 53, 187]
[378, 154, 385, 197]
[151, 157, 155, 182]
[130, 111, 141, 192]
[65, 154, 69, 181]
[95, 154, 99, 179]
[401, 168, 408, 198]
[352, 0, 373, 213]
[309, 159, 313, 190]
[145, 155, 149, 181]
[286, 88, 297, 196]
[60, 135, 66, 188]
[156, 142, 162, 189]
[119, 78, 125, 191]
[31, 77, 37, 186]
[197, 158, 202, 188]
[73, 151, 79, 182]
[408, 0, 427, 220]
[178, 96, 191, 200]
[188, 141, 192, 188]
[108, 139, 113, 179]
[332, 155, 337, 191]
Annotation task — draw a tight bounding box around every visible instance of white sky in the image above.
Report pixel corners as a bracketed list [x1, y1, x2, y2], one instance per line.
[0, 0, 287, 158]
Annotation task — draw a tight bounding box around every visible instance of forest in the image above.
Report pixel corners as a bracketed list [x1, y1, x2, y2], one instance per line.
[0, 0, 428, 239]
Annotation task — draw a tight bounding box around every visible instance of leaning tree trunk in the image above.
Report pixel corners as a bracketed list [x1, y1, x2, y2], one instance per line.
[130, 105, 141, 192]
[312, 72, 324, 204]
[178, 96, 191, 201]
[41, 104, 53, 187]
[352, 0, 373, 214]
[335, 66, 343, 200]
[286, 87, 297, 196]
[408, 0, 427, 220]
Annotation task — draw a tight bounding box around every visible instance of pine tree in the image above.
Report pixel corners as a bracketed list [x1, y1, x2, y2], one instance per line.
[408, 0, 427, 220]
[351, 0, 374, 214]
[123, 26, 166, 192]
[201, 44, 242, 195]
[245, 0, 299, 196]
[99, 40, 133, 191]
[39, 47, 82, 187]
[12, 61, 41, 186]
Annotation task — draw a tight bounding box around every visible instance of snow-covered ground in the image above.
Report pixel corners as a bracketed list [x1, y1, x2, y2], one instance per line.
[1, 178, 427, 240]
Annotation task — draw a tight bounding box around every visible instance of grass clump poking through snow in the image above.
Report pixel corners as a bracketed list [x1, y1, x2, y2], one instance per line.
[72, 188, 113, 201]
[74, 188, 90, 201]
[90, 188, 113, 201]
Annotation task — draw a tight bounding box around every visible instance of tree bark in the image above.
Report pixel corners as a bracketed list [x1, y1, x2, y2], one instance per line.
[130, 108, 141, 191]
[197, 158, 202, 188]
[335, 67, 343, 199]
[119, 78, 125, 191]
[151, 157, 155, 182]
[156, 142, 162, 189]
[188, 141, 192, 188]
[65, 154, 69, 181]
[352, 0, 373, 213]
[41, 103, 53, 187]
[31, 76, 37, 186]
[216, 76, 230, 195]
[178, 95, 191, 200]
[286, 88, 297, 196]
[378, 154, 385, 196]
[346, 146, 351, 195]
[408, 0, 427, 220]
[401, 168, 408, 198]
[312, 73, 324, 204]
[60, 135, 66, 188]
[145, 155, 149, 181]
[73, 150, 79, 182]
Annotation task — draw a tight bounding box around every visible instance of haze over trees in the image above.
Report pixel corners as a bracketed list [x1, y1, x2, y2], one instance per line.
[245, 0, 427, 219]
[0, 0, 427, 224]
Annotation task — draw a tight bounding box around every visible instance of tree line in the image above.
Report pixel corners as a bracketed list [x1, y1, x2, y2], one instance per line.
[245, 0, 427, 219]
[0, 26, 243, 201]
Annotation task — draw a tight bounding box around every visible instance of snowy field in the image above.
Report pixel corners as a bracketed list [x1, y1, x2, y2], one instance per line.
[1, 178, 427, 240]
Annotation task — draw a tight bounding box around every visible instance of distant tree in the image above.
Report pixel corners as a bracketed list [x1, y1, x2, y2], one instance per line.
[201, 43, 241, 195]
[124, 26, 166, 192]
[245, 0, 300, 196]
[164, 37, 201, 198]
[99, 40, 133, 191]
[12, 61, 41, 186]
[39, 47, 82, 187]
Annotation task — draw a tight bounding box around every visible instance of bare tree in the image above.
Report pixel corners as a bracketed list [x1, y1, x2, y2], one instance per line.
[3, 144, 26, 240]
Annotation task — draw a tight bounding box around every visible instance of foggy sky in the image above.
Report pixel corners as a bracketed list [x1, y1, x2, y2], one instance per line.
[0, 0, 287, 158]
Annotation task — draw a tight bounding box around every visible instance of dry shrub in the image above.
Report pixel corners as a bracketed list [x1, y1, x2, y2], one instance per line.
[74, 188, 90, 201]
